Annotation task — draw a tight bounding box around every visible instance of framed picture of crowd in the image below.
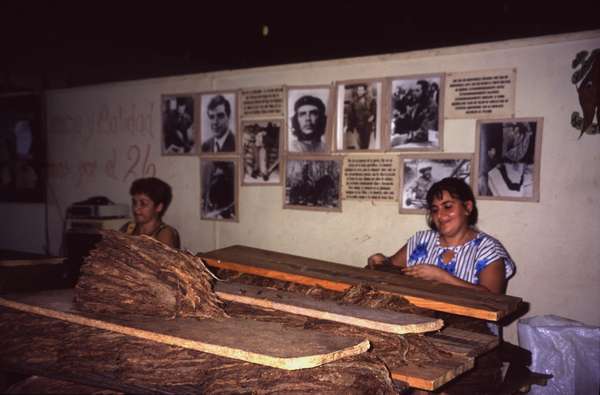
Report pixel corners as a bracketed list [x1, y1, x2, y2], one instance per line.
[285, 85, 333, 155]
[475, 117, 543, 202]
[387, 73, 444, 151]
[240, 119, 283, 185]
[283, 157, 342, 211]
[399, 153, 473, 214]
[161, 94, 197, 155]
[334, 79, 384, 152]
[200, 158, 239, 222]
[199, 91, 238, 155]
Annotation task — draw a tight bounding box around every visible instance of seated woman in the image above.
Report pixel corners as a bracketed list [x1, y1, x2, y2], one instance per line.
[120, 177, 181, 249]
[368, 177, 514, 295]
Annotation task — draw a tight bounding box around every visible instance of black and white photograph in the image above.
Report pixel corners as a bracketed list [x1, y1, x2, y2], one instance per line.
[0, 94, 45, 203]
[335, 80, 383, 151]
[200, 158, 238, 221]
[475, 118, 542, 201]
[200, 92, 237, 154]
[284, 158, 342, 211]
[400, 154, 473, 213]
[241, 120, 282, 185]
[162, 95, 196, 155]
[286, 86, 332, 154]
[389, 74, 443, 150]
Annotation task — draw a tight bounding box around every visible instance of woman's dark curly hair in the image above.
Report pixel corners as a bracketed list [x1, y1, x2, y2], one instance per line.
[130, 177, 173, 218]
[425, 177, 478, 231]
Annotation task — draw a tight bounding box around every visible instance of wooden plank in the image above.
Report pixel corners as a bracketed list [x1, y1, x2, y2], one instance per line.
[0, 290, 369, 371]
[426, 327, 499, 358]
[0, 290, 491, 392]
[390, 358, 474, 391]
[0, 257, 65, 267]
[199, 245, 522, 320]
[0, 306, 400, 394]
[215, 281, 444, 334]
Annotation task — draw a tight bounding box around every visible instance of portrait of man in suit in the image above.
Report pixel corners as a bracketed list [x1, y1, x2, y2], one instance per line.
[201, 94, 236, 153]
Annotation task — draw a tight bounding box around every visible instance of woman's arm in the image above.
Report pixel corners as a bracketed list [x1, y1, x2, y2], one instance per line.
[155, 227, 181, 249]
[402, 259, 507, 294]
[367, 245, 407, 269]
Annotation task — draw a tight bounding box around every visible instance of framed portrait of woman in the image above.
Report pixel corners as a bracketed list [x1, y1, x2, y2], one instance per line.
[475, 117, 543, 202]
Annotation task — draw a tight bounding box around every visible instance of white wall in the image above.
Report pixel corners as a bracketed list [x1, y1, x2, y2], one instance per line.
[2, 31, 599, 345]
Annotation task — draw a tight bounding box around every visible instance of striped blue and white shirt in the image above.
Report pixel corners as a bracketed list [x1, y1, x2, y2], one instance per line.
[406, 230, 515, 284]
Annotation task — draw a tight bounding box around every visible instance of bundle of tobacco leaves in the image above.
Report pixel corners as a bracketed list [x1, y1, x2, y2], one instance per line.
[74, 230, 227, 320]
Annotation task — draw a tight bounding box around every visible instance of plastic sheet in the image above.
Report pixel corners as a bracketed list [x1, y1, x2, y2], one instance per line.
[518, 315, 600, 395]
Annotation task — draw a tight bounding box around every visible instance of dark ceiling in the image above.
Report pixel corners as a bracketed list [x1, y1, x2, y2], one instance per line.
[2, 1, 598, 92]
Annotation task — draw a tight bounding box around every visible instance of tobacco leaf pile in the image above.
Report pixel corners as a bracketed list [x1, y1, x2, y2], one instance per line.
[215, 270, 453, 368]
[74, 230, 227, 320]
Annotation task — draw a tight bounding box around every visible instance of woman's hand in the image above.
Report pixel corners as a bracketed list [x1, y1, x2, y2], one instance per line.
[366, 253, 388, 269]
[402, 264, 451, 282]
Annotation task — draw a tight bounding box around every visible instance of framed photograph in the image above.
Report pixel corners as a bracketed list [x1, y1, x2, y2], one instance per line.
[161, 94, 197, 155]
[284, 157, 342, 211]
[475, 118, 543, 201]
[200, 158, 238, 221]
[399, 153, 473, 214]
[199, 92, 238, 155]
[334, 79, 384, 151]
[286, 85, 333, 154]
[387, 74, 444, 151]
[0, 93, 45, 203]
[240, 120, 282, 185]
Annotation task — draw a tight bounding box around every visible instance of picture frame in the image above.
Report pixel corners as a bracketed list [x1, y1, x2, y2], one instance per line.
[161, 94, 197, 155]
[387, 73, 444, 151]
[0, 93, 45, 203]
[240, 119, 283, 185]
[199, 91, 238, 155]
[285, 85, 333, 155]
[399, 153, 473, 214]
[200, 158, 239, 222]
[283, 157, 342, 211]
[334, 79, 384, 152]
[475, 117, 543, 202]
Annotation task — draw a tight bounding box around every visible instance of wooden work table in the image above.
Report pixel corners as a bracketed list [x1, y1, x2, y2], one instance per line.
[0, 244, 524, 393]
[199, 245, 523, 321]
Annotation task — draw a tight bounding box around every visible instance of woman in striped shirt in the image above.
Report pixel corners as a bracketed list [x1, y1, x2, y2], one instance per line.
[368, 177, 514, 294]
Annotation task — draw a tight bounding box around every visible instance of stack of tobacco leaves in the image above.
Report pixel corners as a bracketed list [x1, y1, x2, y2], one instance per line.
[74, 230, 227, 320]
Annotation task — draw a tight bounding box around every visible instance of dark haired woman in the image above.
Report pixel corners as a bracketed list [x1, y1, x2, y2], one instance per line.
[368, 177, 514, 294]
[120, 177, 181, 249]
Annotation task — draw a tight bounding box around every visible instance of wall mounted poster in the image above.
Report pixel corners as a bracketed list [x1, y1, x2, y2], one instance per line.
[286, 86, 332, 155]
[200, 158, 238, 221]
[475, 118, 542, 201]
[161, 94, 197, 155]
[199, 92, 238, 155]
[240, 120, 282, 185]
[284, 157, 342, 211]
[399, 154, 473, 214]
[388, 74, 444, 151]
[240, 86, 285, 119]
[342, 155, 398, 201]
[0, 94, 45, 203]
[334, 79, 383, 151]
[445, 69, 516, 119]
